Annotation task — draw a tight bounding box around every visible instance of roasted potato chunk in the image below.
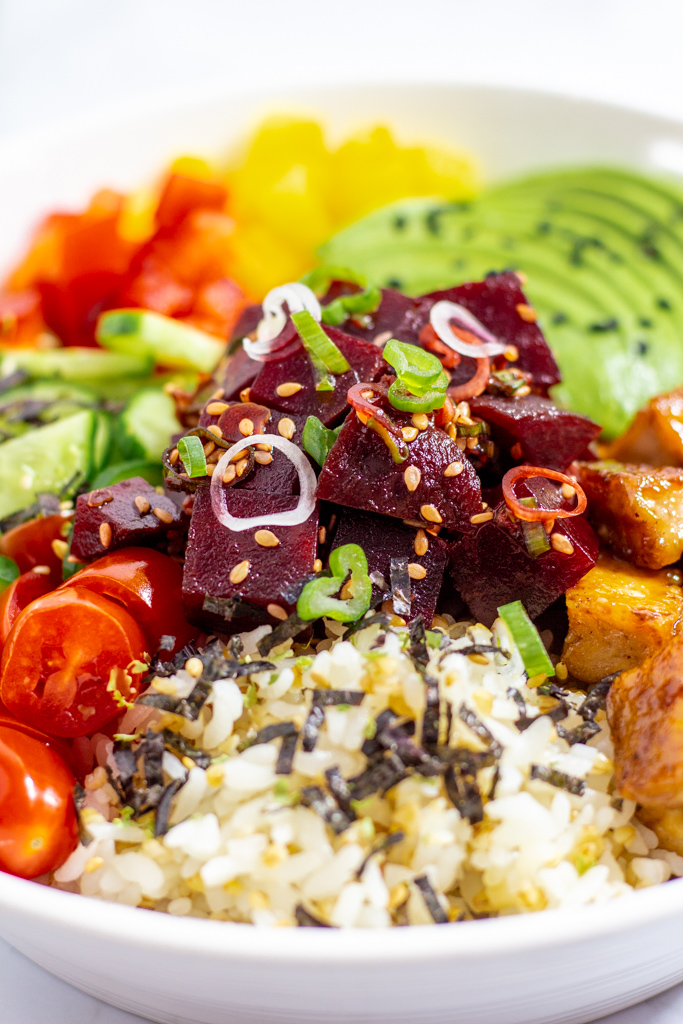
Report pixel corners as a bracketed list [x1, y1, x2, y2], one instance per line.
[576, 460, 683, 569]
[562, 552, 683, 684]
[638, 807, 683, 856]
[608, 634, 683, 807]
[605, 387, 683, 467]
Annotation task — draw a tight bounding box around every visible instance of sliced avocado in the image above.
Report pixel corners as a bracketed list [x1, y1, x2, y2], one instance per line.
[118, 387, 180, 461]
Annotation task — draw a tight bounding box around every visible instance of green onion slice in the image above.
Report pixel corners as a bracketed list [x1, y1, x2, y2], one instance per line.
[0, 554, 19, 594]
[301, 266, 381, 327]
[383, 338, 445, 394]
[297, 543, 372, 623]
[291, 310, 350, 381]
[97, 309, 224, 374]
[387, 379, 447, 413]
[497, 600, 555, 679]
[302, 416, 341, 467]
[178, 435, 208, 478]
[519, 497, 551, 558]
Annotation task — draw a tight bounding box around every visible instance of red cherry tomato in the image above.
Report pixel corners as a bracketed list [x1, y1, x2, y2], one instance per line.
[155, 173, 227, 231]
[0, 723, 78, 878]
[0, 587, 147, 738]
[0, 711, 77, 776]
[62, 547, 197, 657]
[0, 569, 55, 649]
[0, 513, 68, 585]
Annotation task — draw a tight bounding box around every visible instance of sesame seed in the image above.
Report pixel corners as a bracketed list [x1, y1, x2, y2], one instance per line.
[51, 538, 68, 560]
[407, 563, 427, 580]
[544, 518, 556, 534]
[222, 465, 236, 484]
[32, 564, 52, 575]
[153, 507, 174, 524]
[255, 443, 272, 452]
[466, 437, 479, 450]
[317, 527, 327, 545]
[550, 533, 575, 555]
[470, 511, 494, 525]
[561, 483, 576, 499]
[207, 424, 223, 439]
[456, 437, 467, 451]
[516, 303, 537, 323]
[444, 461, 464, 477]
[278, 417, 296, 440]
[267, 603, 289, 621]
[254, 451, 272, 465]
[85, 856, 104, 874]
[468, 653, 490, 666]
[411, 412, 429, 430]
[313, 558, 323, 572]
[555, 661, 568, 681]
[240, 388, 251, 402]
[206, 450, 222, 464]
[66, 555, 80, 564]
[504, 345, 519, 362]
[401, 426, 419, 442]
[239, 417, 255, 436]
[185, 657, 204, 678]
[99, 522, 112, 548]
[515, 271, 528, 286]
[203, 441, 216, 457]
[229, 560, 250, 585]
[210, 388, 225, 400]
[169, 448, 180, 465]
[414, 529, 429, 556]
[373, 330, 392, 346]
[446, 423, 457, 440]
[510, 443, 523, 460]
[420, 504, 442, 524]
[206, 401, 229, 416]
[340, 578, 356, 600]
[181, 756, 196, 772]
[254, 529, 279, 548]
[235, 457, 249, 477]
[276, 382, 303, 398]
[404, 465, 421, 491]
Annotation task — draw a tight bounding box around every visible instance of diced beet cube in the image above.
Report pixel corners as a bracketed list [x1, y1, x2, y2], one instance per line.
[182, 486, 319, 633]
[393, 272, 561, 393]
[469, 394, 601, 472]
[448, 500, 598, 626]
[329, 287, 416, 343]
[71, 478, 185, 562]
[333, 507, 447, 625]
[249, 325, 386, 427]
[221, 345, 261, 401]
[317, 413, 482, 532]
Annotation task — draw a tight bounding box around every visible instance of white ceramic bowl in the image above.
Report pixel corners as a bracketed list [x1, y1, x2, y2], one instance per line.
[2, 82, 683, 1024]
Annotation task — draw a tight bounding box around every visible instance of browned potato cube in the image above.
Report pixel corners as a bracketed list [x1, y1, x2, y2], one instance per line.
[576, 460, 683, 569]
[562, 552, 683, 684]
[608, 634, 683, 807]
[605, 387, 683, 467]
[639, 807, 683, 855]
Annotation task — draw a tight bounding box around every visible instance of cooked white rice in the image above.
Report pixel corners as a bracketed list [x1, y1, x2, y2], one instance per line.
[51, 615, 681, 927]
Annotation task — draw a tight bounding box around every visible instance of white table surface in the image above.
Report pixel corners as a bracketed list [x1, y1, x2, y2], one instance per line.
[1, 1, 683, 1021]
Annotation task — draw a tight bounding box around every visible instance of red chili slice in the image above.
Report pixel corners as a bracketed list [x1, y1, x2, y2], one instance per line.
[502, 466, 587, 522]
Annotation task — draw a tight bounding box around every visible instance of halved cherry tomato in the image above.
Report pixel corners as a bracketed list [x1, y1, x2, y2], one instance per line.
[62, 547, 197, 657]
[0, 513, 69, 585]
[0, 711, 78, 775]
[0, 722, 78, 878]
[155, 173, 227, 231]
[0, 587, 147, 738]
[0, 569, 55, 649]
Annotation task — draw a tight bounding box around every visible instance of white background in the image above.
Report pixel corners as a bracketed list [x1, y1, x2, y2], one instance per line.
[1, 1, 683, 1021]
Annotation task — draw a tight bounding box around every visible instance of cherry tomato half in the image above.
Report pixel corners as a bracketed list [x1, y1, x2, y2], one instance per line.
[0, 723, 78, 878]
[0, 569, 55, 650]
[0, 587, 147, 737]
[62, 547, 196, 657]
[0, 513, 68, 585]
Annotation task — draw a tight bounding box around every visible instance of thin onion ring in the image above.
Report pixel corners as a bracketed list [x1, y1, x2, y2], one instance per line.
[255, 283, 321, 345]
[210, 435, 317, 532]
[347, 381, 404, 439]
[446, 332, 490, 403]
[502, 466, 587, 522]
[430, 300, 507, 358]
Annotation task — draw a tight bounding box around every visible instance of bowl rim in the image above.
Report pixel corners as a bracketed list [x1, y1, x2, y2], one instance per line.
[1, 78, 683, 964]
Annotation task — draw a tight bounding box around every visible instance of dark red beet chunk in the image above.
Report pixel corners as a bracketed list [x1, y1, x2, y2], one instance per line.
[448, 501, 598, 626]
[469, 394, 601, 472]
[221, 345, 260, 401]
[182, 487, 319, 633]
[393, 272, 561, 393]
[249, 325, 386, 427]
[71, 478, 185, 562]
[333, 508, 447, 625]
[317, 413, 482, 532]
[326, 287, 416, 344]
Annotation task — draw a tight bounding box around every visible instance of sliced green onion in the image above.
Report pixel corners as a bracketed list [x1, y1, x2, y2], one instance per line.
[300, 266, 381, 326]
[302, 266, 366, 295]
[0, 554, 19, 594]
[291, 310, 350, 382]
[308, 350, 335, 392]
[302, 416, 341, 467]
[97, 309, 224, 373]
[387, 379, 447, 413]
[297, 543, 372, 623]
[178, 435, 208, 478]
[497, 600, 555, 679]
[383, 338, 445, 394]
[519, 496, 552, 557]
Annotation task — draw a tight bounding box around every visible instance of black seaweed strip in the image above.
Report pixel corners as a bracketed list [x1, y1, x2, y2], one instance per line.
[356, 830, 406, 879]
[369, 570, 388, 591]
[343, 612, 391, 638]
[177, 679, 214, 720]
[324, 767, 356, 817]
[408, 616, 429, 666]
[258, 612, 310, 656]
[389, 557, 411, 617]
[300, 785, 354, 834]
[294, 904, 335, 928]
[276, 732, 299, 776]
[142, 730, 165, 788]
[444, 765, 484, 824]
[458, 704, 503, 757]
[202, 594, 270, 624]
[228, 635, 244, 659]
[252, 722, 298, 745]
[73, 782, 94, 847]
[463, 643, 510, 659]
[377, 722, 440, 775]
[302, 705, 325, 753]
[162, 731, 211, 769]
[150, 641, 198, 678]
[138, 692, 182, 713]
[349, 752, 408, 800]
[112, 746, 138, 794]
[579, 676, 617, 721]
[507, 687, 527, 715]
[413, 875, 449, 924]
[104, 764, 127, 804]
[361, 708, 401, 758]
[530, 764, 586, 796]
[556, 720, 601, 745]
[439, 747, 497, 770]
[311, 689, 365, 707]
[422, 674, 440, 753]
[537, 682, 571, 699]
[154, 778, 186, 837]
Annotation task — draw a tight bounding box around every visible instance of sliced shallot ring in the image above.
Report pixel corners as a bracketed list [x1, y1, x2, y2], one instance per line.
[430, 300, 507, 358]
[211, 435, 317, 532]
[242, 337, 302, 363]
[347, 381, 404, 439]
[446, 333, 490, 403]
[255, 283, 321, 345]
[502, 466, 587, 522]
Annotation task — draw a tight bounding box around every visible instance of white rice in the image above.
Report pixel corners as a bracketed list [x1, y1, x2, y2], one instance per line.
[51, 615, 679, 926]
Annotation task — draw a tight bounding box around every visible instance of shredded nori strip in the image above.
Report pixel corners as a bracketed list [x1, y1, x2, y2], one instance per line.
[137, 692, 183, 713]
[258, 611, 310, 656]
[361, 708, 401, 758]
[349, 752, 408, 800]
[537, 681, 571, 699]
[112, 745, 138, 795]
[252, 722, 298, 745]
[444, 764, 484, 824]
[302, 705, 325, 753]
[311, 689, 365, 707]
[530, 764, 585, 796]
[515, 700, 569, 732]
[162, 730, 211, 769]
[422, 674, 440, 753]
[414, 875, 449, 924]
[462, 642, 509, 659]
[579, 675, 617, 721]
[141, 730, 165, 788]
[375, 718, 441, 775]
[369, 570, 388, 591]
[154, 778, 185, 838]
[202, 594, 270, 625]
[158, 634, 176, 652]
[343, 611, 391, 638]
[228, 635, 244, 659]
[276, 731, 299, 775]
[150, 641, 198, 678]
[389, 556, 411, 617]
[356, 830, 405, 879]
[507, 687, 527, 715]
[458, 704, 503, 757]
[73, 782, 94, 847]
[294, 904, 334, 928]
[556, 720, 601, 745]
[408, 615, 429, 666]
[324, 766, 356, 817]
[300, 785, 354, 834]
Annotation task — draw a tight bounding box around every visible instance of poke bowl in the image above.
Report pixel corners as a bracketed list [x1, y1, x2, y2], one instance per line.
[1, 81, 683, 1024]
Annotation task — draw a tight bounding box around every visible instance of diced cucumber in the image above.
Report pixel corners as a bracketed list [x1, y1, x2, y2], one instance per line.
[89, 459, 164, 489]
[0, 347, 153, 384]
[92, 411, 114, 472]
[118, 387, 180, 461]
[0, 381, 99, 440]
[97, 309, 225, 373]
[0, 410, 97, 519]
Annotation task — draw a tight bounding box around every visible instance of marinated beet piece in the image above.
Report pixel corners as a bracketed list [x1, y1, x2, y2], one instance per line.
[469, 394, 601, 472]
[71, 478, 185, 562]
[333, 508, 447, 624]
[221, 345, 260, 401]
[393, 272, 561, 393]
[317, 413, 482, 532]
[249, 326, 386, 427]
[182, 486, 319, 633]
[327, 287, 416, 344]
[448, 501, 598, 626]
[230, 303, 261, 343]
[216, 402, 272, 442]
